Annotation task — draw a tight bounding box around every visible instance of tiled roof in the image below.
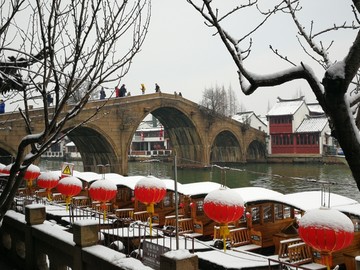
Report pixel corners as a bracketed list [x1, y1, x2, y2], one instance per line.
[296, 117, 328, 133]
[307, 103, 324, 115]
[232, 112, 253, 122]
[267, 99, 305, 116]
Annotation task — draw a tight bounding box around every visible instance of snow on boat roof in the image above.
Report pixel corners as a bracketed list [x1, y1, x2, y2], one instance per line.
[160, 178, 184, 192]
[49, 170, 102, 183]
[333, 203, 360, 217]
[278, 191, 358, 212]
[232, 187, 283, 203]
[179, 182, 223, 196]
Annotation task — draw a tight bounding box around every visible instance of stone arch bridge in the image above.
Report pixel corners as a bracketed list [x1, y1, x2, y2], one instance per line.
[0, 93, 267, 175]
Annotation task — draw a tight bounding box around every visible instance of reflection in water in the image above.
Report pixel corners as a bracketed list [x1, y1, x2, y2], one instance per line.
[39, 159, 360, 202]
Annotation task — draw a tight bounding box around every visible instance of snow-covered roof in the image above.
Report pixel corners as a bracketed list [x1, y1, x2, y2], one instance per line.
[50, 170, 101, 183]
[278, 191, 358, 212]
[232, 187, 283, 204]
[267, 97, 305, 116]
[295, 117, 328, 133]
[232, 112, 253, 123]
[65, 141, 75, 147]
[232, 111, 267, 127]
[179, 182, 223, 197]
[307, 103, 324, 115]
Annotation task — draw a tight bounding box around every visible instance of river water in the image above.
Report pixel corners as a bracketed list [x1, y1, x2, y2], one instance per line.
[39, 160, 360, 202]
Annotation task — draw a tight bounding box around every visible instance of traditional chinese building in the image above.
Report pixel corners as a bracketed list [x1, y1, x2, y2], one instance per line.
[232, 111, 267, 132]
[267, 96, 335, 155]
[129, 115, 172, 160]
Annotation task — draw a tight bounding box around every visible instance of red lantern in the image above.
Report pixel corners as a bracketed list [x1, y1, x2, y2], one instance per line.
[134, 176, 166, 234]
[134, 176, 166, 206]
[298, 208, 354, 268]
[57, 176, 82, 210]
[89, 179, 117, 219]
[23, 164, 41, 188]
[203, 187, 244, 251]
[37, 172, 60, 200]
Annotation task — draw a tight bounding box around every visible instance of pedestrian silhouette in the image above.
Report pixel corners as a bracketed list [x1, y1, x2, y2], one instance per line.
[47, 93, 53, 105]
[100, 87, 106, 99]
[141, 84, 146, 94]
[120, 84, 127, 97]
[155, 83, 160, 93]
[0, 99, 4, 114]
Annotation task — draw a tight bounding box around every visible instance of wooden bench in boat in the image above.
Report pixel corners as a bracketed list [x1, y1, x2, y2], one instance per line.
[162, 216, 203, 238]
[133, 210, 160, 225]
[115, 208, 134, 219]
[164, 214, 184, 227]
[230, 227, 251, 247]
[72, 196, 90, 207]
[278, 237, 303, 259]
[287, 242, 326, 270]
[229, 227, 262, 251]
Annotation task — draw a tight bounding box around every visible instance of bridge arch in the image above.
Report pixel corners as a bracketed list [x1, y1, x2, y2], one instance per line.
[63, 124, 119, 172]
[149, 106, 205, 167]
[210, 130, 243, 163]
[246, 139, 267, 162]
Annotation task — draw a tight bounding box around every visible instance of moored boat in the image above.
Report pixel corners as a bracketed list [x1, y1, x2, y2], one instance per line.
[8, 167, 360, 269]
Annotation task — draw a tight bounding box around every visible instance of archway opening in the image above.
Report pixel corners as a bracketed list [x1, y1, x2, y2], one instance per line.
[131, 107, 203, 168]
[210, 131, 242, 163]
[247, 140, 267, 162]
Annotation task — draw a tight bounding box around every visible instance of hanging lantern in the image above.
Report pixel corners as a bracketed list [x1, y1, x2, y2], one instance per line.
[56, 176, 82, 210]
[203, 187, 245, 252]
[134, 176, 166, 235]
[89, 179, 117, 220]
[298, 207, 354, 269]
[37, 172, 60, 200]
[23, 164, 41, 188]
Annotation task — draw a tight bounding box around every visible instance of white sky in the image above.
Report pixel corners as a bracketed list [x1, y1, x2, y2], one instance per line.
[113, 0, 357, 116]
[3, 0, 357, 117]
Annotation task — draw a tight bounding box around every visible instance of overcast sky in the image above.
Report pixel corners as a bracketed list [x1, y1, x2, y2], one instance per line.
[3, 0, 357, 117]
[114, 0, 356, 116]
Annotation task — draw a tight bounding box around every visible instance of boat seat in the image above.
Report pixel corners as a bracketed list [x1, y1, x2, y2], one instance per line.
[287, 242, 326, 270]
[278, 237, 303, 259]
[229, 227, 251, 247]
[115, 208, 134, 219]
[133, 210, 149, 222]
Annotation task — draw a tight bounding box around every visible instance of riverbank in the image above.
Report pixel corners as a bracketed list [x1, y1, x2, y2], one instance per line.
[267, 154, 347, 165]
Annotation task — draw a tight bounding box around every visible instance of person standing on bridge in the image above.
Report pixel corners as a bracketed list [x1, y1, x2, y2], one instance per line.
[155, 83, 160, 93]
[0, 99, 4, 114]
[100, 87, 106, 99]
[119, 84, 127, 97]
[141, 83, 146, 94]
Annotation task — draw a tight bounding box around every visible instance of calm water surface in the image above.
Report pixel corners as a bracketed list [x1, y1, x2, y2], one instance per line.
[40, 160, 359, 202]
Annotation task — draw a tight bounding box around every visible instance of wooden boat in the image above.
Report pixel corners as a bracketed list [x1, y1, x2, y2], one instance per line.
[32, 170, 360, 269]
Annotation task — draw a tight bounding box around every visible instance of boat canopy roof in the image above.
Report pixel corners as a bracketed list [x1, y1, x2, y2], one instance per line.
[51, 170, 102, 183]
[232, 187, 283, 204]
[278, 190, 359, 212]
[179, 182, 223, 197]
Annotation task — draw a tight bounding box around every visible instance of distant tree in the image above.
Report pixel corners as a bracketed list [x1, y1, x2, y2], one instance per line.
[200, 84, 240, 116]
[188, 0, 360, 190]
[227, 85, 240, 116]
[0, 0, 150, 221]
